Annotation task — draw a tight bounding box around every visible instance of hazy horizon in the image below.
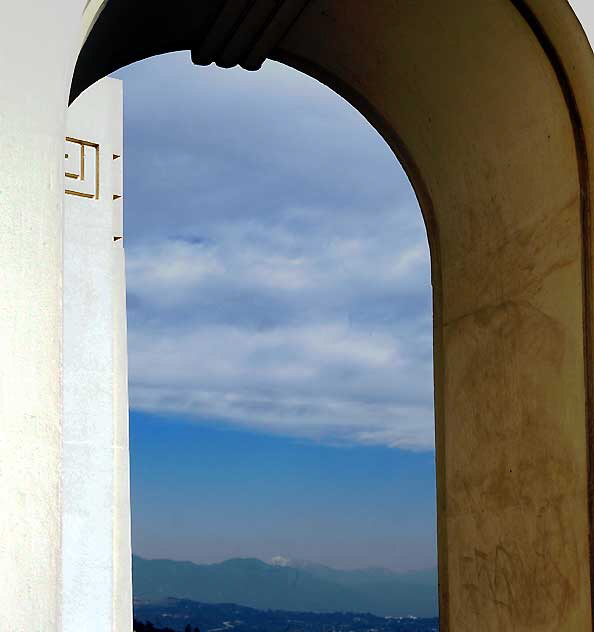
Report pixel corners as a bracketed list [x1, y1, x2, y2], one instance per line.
[131, 550, 438, 574]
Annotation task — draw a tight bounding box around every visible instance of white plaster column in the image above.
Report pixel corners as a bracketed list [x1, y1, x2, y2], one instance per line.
[0, 2, 85, 630]
[62, 77, 131, 632]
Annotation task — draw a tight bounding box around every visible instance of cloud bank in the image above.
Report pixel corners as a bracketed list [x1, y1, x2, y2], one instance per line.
[116, 53, 435, 450]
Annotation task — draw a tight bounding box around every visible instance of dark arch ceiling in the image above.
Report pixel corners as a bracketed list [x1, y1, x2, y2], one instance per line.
[71, 0, 311, 103]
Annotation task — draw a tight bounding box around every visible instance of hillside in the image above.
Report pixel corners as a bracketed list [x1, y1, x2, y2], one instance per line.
[132, 556, 437, 617]
[134, 597, 439, 632]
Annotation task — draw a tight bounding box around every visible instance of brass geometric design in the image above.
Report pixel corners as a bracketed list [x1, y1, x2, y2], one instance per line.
[65, 136, 100, 200]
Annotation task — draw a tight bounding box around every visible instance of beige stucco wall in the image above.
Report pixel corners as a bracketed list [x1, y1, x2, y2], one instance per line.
[274, 1, 594, 629]
[570, 0, 594, 50]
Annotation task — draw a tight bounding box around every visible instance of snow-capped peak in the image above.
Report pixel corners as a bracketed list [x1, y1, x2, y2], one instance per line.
[270, 555, 292, 567]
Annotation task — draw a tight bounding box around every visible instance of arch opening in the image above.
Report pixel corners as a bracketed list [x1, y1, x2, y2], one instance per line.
[71, 2, 594, 630]
[117, 51, 439, 627]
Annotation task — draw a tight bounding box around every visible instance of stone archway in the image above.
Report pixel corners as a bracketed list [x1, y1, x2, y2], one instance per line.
[71, 2, 594, 630]
[1, 0, 593, 630]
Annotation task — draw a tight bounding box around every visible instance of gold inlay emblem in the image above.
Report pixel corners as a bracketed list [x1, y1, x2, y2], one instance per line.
[65, 137, 100, 200]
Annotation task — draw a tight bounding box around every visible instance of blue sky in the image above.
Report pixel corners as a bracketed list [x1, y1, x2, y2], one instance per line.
[114, 52, 436, 571]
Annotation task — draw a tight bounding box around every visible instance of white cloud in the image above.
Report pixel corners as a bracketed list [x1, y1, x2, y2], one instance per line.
[126, 240, 224, 305]
[126, 204, 430, 304]
[117, 53, 435, 450]
[125, 205, 434, 450]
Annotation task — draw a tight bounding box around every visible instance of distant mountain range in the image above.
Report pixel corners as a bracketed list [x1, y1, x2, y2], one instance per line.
[132, 555, 438, 617]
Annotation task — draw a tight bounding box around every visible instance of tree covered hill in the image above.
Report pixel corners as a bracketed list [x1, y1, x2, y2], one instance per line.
[134, 621, 200, 632]
[134, 598, 439, 632]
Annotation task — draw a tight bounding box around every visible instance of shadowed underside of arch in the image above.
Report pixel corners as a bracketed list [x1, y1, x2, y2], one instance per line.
[73, 1, 594, 630]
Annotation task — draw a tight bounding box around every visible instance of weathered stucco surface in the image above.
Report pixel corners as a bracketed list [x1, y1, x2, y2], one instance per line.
[272, 2, 594, 629]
